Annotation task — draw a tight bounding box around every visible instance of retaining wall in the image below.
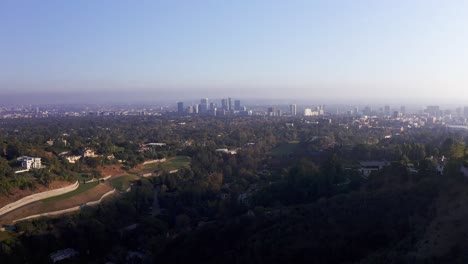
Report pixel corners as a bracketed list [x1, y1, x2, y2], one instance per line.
[142, 158, 166, 165]
[12, 188, 116, 223]
[0, 181, 79, 216]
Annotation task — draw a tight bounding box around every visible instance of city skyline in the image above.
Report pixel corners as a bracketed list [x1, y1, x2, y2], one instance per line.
[2, 1, 468, 104]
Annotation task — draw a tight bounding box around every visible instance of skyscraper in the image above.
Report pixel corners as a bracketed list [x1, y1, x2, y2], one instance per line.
[228, 98, 233, 111]
[221, 99, 228, 110]
[200, 98, 208, 113]
[234, 100, 241, 111]
[177, 102, 184, 114]
[384, 105, 390, 116]
[290, 104, 297, 116]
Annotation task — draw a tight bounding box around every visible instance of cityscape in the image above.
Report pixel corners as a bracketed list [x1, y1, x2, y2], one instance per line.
[4, 100, 468, 129]
[3, 0, 468, 263]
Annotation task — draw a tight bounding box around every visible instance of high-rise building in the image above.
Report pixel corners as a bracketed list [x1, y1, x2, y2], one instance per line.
[234, 100, 241, 111]
[177, 102, 184, 114]
[267, 107, 276, 116]
[290, 104, 297, 116]
[464, 106, 468, 117]
[384, 105, 390, 116]
[426, 106, 440, 116]
[200, 98, 208, 113]
[400, 106, 406, 116]
[228, 98, 233, 111]
[221, 99, 228, 110]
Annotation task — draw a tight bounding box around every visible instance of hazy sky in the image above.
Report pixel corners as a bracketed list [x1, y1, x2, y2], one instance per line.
[1, 0, 468, 104]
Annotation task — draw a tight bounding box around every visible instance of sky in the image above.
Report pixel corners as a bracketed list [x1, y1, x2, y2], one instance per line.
[1, 0, 468, 104]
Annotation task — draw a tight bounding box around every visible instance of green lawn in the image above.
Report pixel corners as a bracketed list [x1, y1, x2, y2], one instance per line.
[144, 156, 191, 172]
[109, 175, 140, 191]
[271, 142, 300, 157]
[42, 181, 100, 203]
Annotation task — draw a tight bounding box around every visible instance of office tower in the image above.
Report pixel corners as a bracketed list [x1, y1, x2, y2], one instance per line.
[209, 108, 217, 116]
[290, 104, 297, 116]
[200, 98, 208, 113]
[177, 102, 184, 114]
[228, 98, 232, 111]
[426, 106, 440, 116]
[363, 106, 372, 115]
[209, 102, 215, 110]
[234, 100, 241, 111]
[221, 99, 228, 110]
[400, 106, 406, 116]
[267, 107, 275, 116]
[384, 105, 390, 116]
[456, 107, 462, 117]
[353, 107, 359, 115]
[193, 104, 199, 114]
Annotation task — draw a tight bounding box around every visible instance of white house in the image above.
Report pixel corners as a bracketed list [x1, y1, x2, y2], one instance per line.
[17, 156, 43, 170]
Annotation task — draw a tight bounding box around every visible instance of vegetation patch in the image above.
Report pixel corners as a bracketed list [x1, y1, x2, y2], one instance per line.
[142, 156, 191, 173]
[271, 142, 300, 157]
[109, 175, 140, 191]
[42, 181, 100, 203]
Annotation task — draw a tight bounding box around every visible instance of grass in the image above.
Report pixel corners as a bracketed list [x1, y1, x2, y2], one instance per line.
[0, 231, 13, 242]
[42, 181, 100, 203]
[271, 142, 301, 157]
[143, 156, 191, 172]
[109, 175, 140, 191]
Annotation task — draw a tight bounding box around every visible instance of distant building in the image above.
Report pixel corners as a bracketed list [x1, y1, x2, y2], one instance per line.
[240, 110, 252, 116]
[234, 100, 241, 111]
[208, 108, 217, 116]
[18, 156, 42, 170]
[221, 99, 228, 110]
[290, 104, 297, 116]
[464, 106, 468, 117]
[200, 98, 208, 113]
[384, 105, 390, 116]
[267, 107, 276, 116]
[187, 106, 194, 114]
[400, 106, 406, 116]
[177, 102, 184, 114]
[304, 108, 313, 116]
[228, 98, 233, 111]
[426, 105, 440, 116]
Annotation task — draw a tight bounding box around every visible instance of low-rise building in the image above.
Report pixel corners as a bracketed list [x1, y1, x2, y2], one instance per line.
[359, 161, 390, 177]
[17, 156, 42, 170]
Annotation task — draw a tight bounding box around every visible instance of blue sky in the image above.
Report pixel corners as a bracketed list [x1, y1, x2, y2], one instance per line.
[1, 0, 468, 103]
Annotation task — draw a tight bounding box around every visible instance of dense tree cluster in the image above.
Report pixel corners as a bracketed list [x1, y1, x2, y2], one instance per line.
[2, 115, 468, 263]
